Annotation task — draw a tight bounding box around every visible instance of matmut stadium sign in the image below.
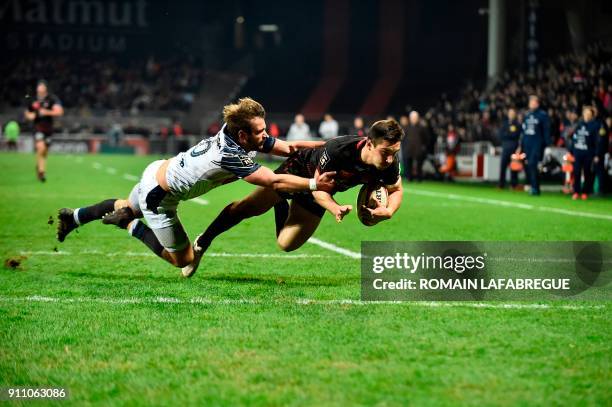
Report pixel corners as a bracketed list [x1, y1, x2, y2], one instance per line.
[1, 0, 150, 54]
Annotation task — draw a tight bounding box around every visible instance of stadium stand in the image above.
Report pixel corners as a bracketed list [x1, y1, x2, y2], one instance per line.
[422, 43, 612, 144]
[0, 56, 205, 112]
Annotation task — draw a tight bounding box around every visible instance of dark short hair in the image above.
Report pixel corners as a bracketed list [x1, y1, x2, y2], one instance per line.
[368, 119, 404, 145]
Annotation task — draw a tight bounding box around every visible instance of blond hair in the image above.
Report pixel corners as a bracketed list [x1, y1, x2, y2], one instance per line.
[222, 97, 266, 137]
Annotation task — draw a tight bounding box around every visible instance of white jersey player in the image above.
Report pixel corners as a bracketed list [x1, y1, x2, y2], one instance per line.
[56, 98, 334, 274]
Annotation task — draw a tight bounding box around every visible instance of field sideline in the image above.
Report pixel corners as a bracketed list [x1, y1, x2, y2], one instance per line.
[1, 152, 610, 405]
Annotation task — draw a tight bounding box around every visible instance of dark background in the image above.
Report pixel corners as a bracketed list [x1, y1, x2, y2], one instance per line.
[1, 0, 611, 115]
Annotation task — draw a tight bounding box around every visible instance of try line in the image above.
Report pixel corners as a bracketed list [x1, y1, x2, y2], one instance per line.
[409, 189, 612, 221]
[0, 295, 602, 311]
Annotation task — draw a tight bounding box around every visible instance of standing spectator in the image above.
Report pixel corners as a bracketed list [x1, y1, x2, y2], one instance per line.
[560, 108, 580, 147]
[570, 106, 598, 200]
[4, 120, 20, 151]
[399, 115, 409, 130]
[173, 120, 184, 137]
[24, 80, 64, 182]
[439, 124, 460, 181]
[108, 123, 124, 147]
[207, 121, 221, 137]
[318, 113, 339, 140]
[401, 111, 428, 182]
[350, 116, 367, 137]
[286, 114, 310, 141]
[498, 108, 521, 189]
[160, 126, 169, 139]
[520, 95, 550, 195]
[593, 108, 609, 195]
[604, 85, 612, 115]
[268, 122, 280, 138]
[173, 120, 188, 152]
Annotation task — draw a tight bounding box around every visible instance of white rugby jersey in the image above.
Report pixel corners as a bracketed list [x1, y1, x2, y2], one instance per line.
[165, 125, 276, 201]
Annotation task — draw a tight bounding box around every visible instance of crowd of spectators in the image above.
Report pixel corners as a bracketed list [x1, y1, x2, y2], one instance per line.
[0, 56, 205, 113]
[422, 43, 612, 146]
[263, 43, 611, 151]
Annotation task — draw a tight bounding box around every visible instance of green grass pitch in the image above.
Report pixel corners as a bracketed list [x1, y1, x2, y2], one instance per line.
[0, 152, 610, 405]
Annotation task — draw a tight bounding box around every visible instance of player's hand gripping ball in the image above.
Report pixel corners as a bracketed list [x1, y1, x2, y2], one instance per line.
[357, 184, 389, 226]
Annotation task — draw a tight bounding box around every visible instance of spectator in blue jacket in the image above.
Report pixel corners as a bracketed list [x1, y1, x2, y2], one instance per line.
[520, 95, 551, 195]
[570, 106, 598, 200]
[592, 107, 609, 195]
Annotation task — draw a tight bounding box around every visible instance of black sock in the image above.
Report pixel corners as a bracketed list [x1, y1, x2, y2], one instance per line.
[197, 203, 244, 250]
[130, 220, 164, 257]
[76, 199, 117, 225]
[274, 199, 289, 237]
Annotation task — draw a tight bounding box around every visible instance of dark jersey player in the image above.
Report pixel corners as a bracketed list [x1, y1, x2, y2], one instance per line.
[183, 119, 405, 277]
[24, 80, 64, 182]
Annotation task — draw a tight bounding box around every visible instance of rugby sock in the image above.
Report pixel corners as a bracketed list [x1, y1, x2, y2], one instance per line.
[74, 199, 117, 225]
[196, 203, 242, 250]
[273, 199, 289, 237]
[128, 220, 164, 257]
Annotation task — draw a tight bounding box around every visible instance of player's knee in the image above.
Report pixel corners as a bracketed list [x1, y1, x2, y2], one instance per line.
[114, 199, 129, 210]
[277, 238, 298, 252]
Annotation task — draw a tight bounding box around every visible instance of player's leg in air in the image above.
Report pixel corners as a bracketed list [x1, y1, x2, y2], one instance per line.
[274, 194, 325, 252]
[184, 187, 281, 277]
[57, 161, 195, 269]
[184, 186, 324, 277]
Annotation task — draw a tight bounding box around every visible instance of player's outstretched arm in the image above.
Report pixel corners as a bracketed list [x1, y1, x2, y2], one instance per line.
[361, 177, 403, 223]
[312, 190, 352, 223]
[269, 138, 326, 157]
[243, 166, 335, 193]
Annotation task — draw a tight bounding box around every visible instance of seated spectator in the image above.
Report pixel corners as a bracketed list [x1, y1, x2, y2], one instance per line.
[350, 116, 367, 137]
[268, 122, 280, 138]
[319, 113, 339, 140]
[286, 114, 311, 141]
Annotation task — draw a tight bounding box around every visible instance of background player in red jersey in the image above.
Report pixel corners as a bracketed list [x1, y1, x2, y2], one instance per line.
[24, 80, 64, 182]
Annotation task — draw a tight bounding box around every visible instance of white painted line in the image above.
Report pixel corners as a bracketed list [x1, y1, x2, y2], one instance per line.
[19, 250, 339, 259]
[206, 252, 334, 258]
[92, 162, 102, 170]
[123, 173, 139, 181]
[19, 251, 608, 264]
[19, 251, 71, 255]
[307, 237, 361, 259]
[409, 189, 612, 221]
[0, 296, 602, 310]
[190, 197, 209, 205]
[106, 167, 117, 174]
[489, 257, 612, 264]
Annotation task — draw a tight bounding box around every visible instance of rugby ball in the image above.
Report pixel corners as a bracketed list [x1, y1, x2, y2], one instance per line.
[357, 184, 388, 226]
